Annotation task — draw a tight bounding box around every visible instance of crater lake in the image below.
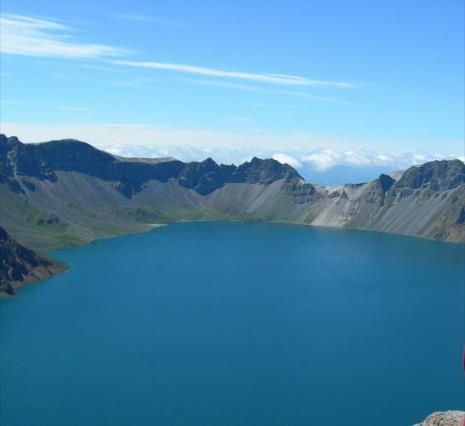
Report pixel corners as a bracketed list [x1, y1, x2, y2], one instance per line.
[1, 222, 464, 426]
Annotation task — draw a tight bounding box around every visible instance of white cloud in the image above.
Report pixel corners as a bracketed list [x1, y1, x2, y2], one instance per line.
[376, 154, 395, 163]
[249, 102, 295, 109]
[343, 150, 372, 166]
[0, 14, 126, 59]
[98, 145, 460, 175]
[114, 14, 185, 27]
[302, 150, 339, 171]
[298, 148, 460, 172]
[114, 60, 357, 89]
[179, 78, 347, 103]
[273, 153, 302, 168]
[0, 13, 355, 106]
[78, 64, 129, 73]
[412, 153, 427, 163]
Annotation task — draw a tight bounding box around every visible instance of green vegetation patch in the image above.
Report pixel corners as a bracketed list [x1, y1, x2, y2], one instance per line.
[116, 207, 170, 224]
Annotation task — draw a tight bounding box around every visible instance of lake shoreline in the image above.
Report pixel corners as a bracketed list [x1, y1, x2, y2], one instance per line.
[2, 218, 462, 297]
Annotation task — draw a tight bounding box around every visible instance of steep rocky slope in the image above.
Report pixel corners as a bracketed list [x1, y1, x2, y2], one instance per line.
[0, 134, 464, 292]
[0, 226, 61, 295]
[310, 161, 465, 242]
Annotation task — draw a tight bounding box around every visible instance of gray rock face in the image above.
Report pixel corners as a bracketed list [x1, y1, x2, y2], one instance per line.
[414, 410, 465, 426]
[396, 160, 465, 191]
[305, 161, 465, 242]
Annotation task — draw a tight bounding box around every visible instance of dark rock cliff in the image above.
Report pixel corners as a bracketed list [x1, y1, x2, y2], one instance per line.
[0, 226, 58, 295]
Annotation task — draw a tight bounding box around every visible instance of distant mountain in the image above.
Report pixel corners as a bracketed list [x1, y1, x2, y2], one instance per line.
[1, 134, 464, 292]
[0, 226, 61, 296]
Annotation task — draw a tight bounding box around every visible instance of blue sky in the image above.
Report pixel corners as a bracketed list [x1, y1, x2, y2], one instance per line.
[0, 0, 464, 182]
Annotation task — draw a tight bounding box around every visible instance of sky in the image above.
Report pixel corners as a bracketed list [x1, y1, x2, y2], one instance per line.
[0, 0, 464, 183]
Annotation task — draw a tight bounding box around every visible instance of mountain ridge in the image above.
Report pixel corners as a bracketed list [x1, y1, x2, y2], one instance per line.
[1, 134, 464, 292]
[0, 134, 301, 196]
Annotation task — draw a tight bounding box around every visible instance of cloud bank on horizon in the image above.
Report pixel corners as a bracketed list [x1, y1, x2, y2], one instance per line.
[1, 121, 463, 184]
[0, 0, 463, 183]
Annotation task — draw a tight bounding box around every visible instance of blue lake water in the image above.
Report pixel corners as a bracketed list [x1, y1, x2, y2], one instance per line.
[1, 222, 464, 425]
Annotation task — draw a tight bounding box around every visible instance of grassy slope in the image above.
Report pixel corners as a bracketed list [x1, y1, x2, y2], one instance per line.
[0, 186, 86, 251]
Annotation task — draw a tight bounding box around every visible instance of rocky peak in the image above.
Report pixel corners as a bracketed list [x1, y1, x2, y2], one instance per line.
[378, 173, 396, 192]
[234, 157, 302, 184]
[177, 158, 232, 195]
[395, 160, 465, 191]
[0, 134, 20, 148]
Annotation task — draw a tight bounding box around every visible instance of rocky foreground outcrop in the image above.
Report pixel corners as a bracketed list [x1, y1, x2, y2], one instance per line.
[0, 226, 61, 295]
[414, 411, 465, 426]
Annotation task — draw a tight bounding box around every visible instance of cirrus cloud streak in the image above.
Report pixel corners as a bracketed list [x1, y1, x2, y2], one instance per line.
[114, 60, 358, 89]
[0, 14, 126, 59]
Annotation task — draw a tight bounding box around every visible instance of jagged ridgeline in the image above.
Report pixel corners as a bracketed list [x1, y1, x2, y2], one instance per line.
[1, 134, 464, 293]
